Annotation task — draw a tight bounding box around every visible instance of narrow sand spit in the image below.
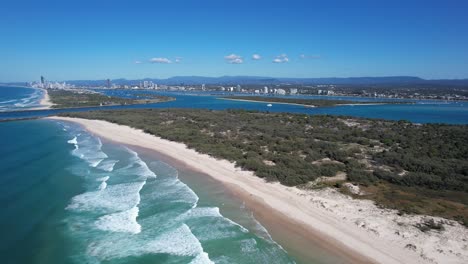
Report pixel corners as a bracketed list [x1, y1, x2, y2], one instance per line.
[48, 117, 468, 264]
[31, 88, 54, 110]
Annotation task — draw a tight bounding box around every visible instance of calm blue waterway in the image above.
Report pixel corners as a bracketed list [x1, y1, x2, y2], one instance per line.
[0, 86, 467, 124]
[0, 119, 298, 264]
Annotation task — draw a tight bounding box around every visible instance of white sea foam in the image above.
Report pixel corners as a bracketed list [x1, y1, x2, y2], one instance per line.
[248, 211, 275, 241]
[97, 176, 109, 190]
[71, 136, 108, 167]
[120, 148, 156, 179]
[63, 133, 289, 263]
[145, 224, 205, 256]
[240, 238, 258, 253]
[98, 181, 107, 191]
[96, 176, 110, 182]
[86, 224, 212, 261]
[67, 136, 79, 150]
[190, 252, 215, 264]
[67, 181, 145, 213]
[145, 176, 199, 207]
[95, 206, 141, 234]
[90, 159, 104, 167]
[96, 159, 119, 172]
[11, 89, 42, 108]
[0, 88, 43, 110]
[67, 136, 78, 145]
[182, 207, 222, 219]
[0, 99, 17, 104]
[181, 207, 249, 233]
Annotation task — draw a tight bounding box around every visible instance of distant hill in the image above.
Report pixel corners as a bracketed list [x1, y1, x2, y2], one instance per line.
[86, 76, 468, 86]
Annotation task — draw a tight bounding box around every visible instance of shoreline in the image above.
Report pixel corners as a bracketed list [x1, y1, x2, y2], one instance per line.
[130, 145, 348, 263]
[30, 88, 54, 110]
[47, 116, 468, 264]
[129, 144, 367, 264]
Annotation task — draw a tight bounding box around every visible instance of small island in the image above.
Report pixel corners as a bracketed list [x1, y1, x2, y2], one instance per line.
[48, 89, 174, 108]
[220, 96, 408, 107]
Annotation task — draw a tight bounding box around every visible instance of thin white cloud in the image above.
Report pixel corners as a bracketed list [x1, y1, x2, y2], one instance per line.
[252, 54, 262, 60]
[225, 54, 244, 64]
[225, 54, 240, 60]
[149, 57, 172, 64]
[231, 58, 243, 64]
[134, 60, 143, 64]
[273, 54, 289, 63]
[175, 57, 182, 63]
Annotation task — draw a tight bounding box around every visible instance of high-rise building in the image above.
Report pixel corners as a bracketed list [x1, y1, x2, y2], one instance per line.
[40, 76, 45, 86]
[276, 88, 286, 95]
[106, 79, 111, 88]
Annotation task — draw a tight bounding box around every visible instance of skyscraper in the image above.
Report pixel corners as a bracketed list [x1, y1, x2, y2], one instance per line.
[106, 79, 111, 88]
[40, 76, 45, 85]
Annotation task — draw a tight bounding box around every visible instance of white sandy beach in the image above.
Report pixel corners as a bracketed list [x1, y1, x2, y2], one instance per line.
[31, 88, 54, 110]
[49, 116, 468, 264]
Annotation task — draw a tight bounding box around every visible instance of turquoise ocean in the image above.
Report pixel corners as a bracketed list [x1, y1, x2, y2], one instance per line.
[0, 118, 297, 264]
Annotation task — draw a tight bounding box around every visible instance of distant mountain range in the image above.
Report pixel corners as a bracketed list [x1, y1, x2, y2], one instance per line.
[64, 76, 468, 86]
[4, 76, 468, 87]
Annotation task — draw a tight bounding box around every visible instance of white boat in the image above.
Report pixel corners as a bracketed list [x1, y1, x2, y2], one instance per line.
[267, 103, 272, 107]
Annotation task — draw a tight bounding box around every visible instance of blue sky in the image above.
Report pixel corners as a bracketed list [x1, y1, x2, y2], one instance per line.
[1, 0, 468, 81]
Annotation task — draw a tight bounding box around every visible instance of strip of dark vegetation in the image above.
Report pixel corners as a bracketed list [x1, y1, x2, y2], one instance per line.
[222, 96, 410, 107]
[48, 89, 174, 108]
[60, 109, 468, 225]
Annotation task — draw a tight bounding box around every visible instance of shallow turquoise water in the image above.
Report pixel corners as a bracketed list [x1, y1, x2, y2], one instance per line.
[0, 120, 296, 264]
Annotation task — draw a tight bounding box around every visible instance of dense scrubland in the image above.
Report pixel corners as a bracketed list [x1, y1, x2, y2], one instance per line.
[61, 109, 468, 225]
[48, 89, 174, 108]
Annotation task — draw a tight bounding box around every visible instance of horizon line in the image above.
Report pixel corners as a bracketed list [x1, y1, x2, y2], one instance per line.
[3, 75, 468, 83]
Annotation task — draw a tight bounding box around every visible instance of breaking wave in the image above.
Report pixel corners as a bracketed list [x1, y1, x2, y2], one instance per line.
[59, 122, 294, 263]
[0, 87, 44, 111]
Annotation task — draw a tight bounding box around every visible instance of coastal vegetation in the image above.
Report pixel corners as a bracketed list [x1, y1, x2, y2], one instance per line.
[48, 89, 174, 108]
[61, 109, 468, 225]
[221, 96, 407, 107]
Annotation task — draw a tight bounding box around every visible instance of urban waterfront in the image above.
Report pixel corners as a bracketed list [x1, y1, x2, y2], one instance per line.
[1, 86, 467, 124]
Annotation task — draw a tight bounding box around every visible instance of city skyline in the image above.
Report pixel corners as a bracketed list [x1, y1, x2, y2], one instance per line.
[1, 0, 468, 82]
